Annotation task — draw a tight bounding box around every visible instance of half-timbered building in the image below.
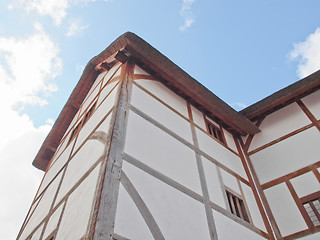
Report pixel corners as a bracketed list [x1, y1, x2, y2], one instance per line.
[17, 32, 320, 240]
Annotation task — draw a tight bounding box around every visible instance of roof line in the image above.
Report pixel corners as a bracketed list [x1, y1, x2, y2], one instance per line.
[32, 32, 259, 171]
[241, 69, 320, 120]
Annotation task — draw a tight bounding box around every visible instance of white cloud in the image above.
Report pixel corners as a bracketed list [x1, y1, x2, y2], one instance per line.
[24, 0, 68, 26]
[0, 23, 61, 239]
[179, 0, 195, 31]
[290, 27, 320, 78]
[232, 102, 248, 111]
[11, 0, 113, 26]
[66, 19, 88, 37]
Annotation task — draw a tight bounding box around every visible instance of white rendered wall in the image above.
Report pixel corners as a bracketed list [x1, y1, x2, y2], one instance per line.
[118, 161, 211, 239]
[20, 64, 120, 240]
[301, 89, 320, 120]
[251, 126, 320, 184]
[114, 184, 154, 239]
[290, 172, 320, 198]
[264, 183, 307, 236]
[124, 111, 202, 195]
[240, 182, 266, 231]
[196, 127, 247, 179]
[55, 163, 101, 240]
[19, 172, 62, 240]
[301, 231, 320, 239]
[191, 105, 207, 130]
[55, 139, 105, 205]
[249, 102, 311, 151]
[202, 158, 227, 208]
[121, 72, 268, 239]
[212, 210, 265, 240]
[134, 79, 189, 118]
[30, 224, 43, 240]
[131, 83, 193, 143]
[42, 203, 64, 239]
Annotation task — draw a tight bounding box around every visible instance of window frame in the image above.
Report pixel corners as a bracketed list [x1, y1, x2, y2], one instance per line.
[226, 189, 250, 223]
[301, 191, 320, 227]
[205, 118, 225, 144]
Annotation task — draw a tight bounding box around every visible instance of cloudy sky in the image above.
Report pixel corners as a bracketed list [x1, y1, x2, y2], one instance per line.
[1, 0, 320, 239]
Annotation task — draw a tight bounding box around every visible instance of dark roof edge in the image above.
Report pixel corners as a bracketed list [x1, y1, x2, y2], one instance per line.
[240, 69, 320, 120]
[33, 32, 259, 171]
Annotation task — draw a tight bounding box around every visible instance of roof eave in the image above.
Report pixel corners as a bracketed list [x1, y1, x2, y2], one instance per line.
[241, 69, 320, 121]
[32, 32, 259, 171]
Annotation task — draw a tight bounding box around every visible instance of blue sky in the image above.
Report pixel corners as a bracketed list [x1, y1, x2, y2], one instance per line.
[1, 0, 320, 239]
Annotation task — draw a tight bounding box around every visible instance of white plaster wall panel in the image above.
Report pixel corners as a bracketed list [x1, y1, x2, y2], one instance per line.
[74, 93, 114, 152]
[191, 105, 206, 130]
[241, 182, 266, 232]
[61, 105, 82, 141]
[114, 184, 154, 239]
[301, 90, 320, 120]
[97, 81, 118, 107]
[43, 203, 63, 239]
[264, 183, 307, 236]
[125, 111, 202, 195]
[134, 79, 189, 118]
[52, 133, 70, 164]
[251, 126, 320, 184]
[81, 71, 106, 109]
[55, 163, 101, 240]
[224, 130, 237, 152]
[30, 224, 43, 240]
[221, 169, 241, 194]
[291, 172, 320, 198]
[202, 158, 226, 208]
[101, 63, 122, 88]
[96, 113, 113, 133]
[122, 161, 211, 240]
[131, 85, 193, 142]
[249, 103, 311, 151]
[55, 139, 104, 205]
[26, 197, 41, 226]
[79, 86, 100, 117]
[134, 65, 150, 75]
[212, 210, 265, 240]
[301, 231, 320, 239]
[37, 141, 74, 195]
[196, 128, 247, 179]
[20, 172, 62, 240]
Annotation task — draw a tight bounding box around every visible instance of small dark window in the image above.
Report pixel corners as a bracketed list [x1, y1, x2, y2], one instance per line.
[301, 191, 320, 226]
[206, 120, 225, 143]
[226, 190, 250, 223]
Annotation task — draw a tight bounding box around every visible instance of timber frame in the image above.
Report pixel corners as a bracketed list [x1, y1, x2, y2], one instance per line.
[25, 32, 320, 240]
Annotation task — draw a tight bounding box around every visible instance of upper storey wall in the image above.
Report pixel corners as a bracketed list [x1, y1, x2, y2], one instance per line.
[245, 89, 320, 238]
[116, 65, 268, 239]
[247, 89, 320, 185]
[18, 63, 123, 240]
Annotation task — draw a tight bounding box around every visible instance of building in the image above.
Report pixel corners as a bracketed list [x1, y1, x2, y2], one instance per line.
[17, 32, 320, 240]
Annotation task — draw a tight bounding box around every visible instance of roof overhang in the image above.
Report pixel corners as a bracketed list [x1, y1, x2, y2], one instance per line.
[241, 69, 320, 121]
[32, 32, 260, 171]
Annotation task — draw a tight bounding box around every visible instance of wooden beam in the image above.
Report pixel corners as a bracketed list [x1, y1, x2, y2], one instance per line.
[285, 181, 313, 229]
[187, 103, 218, 240]
[120, 171, 165, 240]
[297, 100, 320, 132]
[92, 61, 134, 240]
[235, 137, 276, 240]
